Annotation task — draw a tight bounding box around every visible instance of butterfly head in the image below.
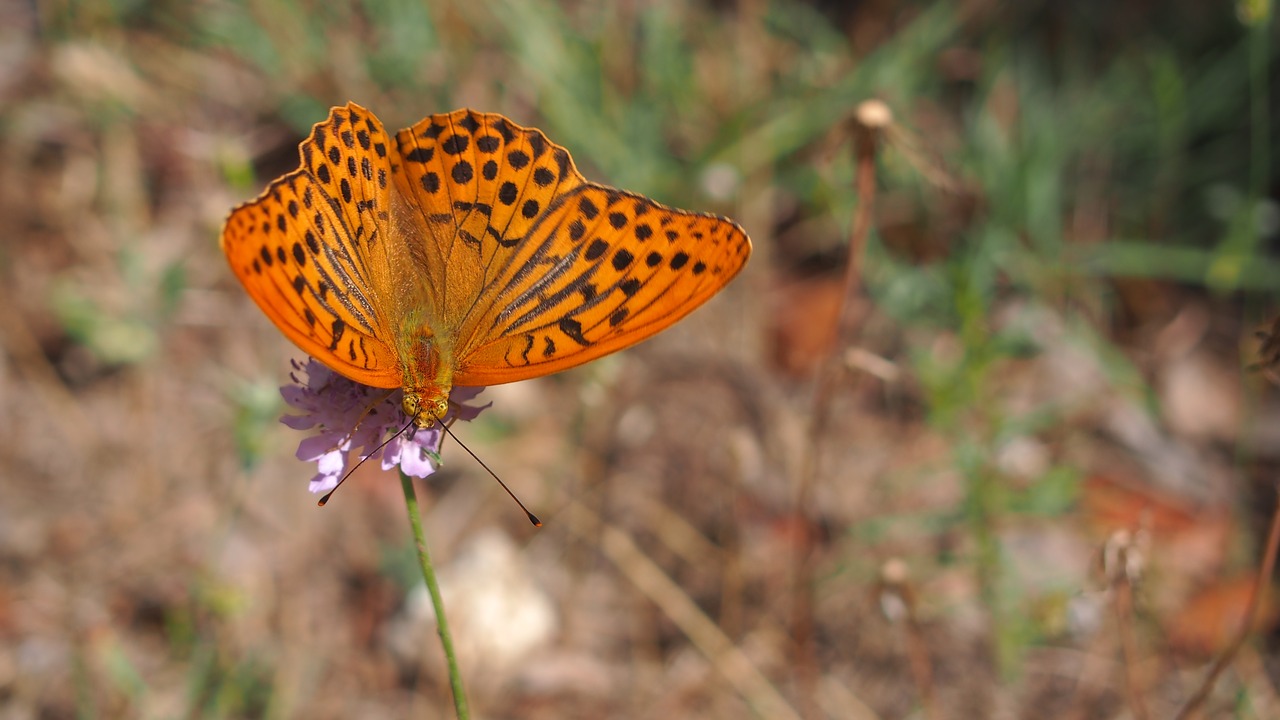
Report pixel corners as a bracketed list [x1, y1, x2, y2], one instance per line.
[403, 388, 450, 429]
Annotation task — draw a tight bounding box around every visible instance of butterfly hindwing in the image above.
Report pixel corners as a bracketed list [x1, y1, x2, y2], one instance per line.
[453, 184, 751, 385]
[221, 103, 401, 388]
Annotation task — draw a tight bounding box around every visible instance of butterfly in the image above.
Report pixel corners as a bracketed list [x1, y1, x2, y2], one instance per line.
[221, 103, 751, 427]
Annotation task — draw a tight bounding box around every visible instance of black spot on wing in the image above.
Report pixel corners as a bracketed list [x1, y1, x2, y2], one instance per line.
[559, 317, 588, 345]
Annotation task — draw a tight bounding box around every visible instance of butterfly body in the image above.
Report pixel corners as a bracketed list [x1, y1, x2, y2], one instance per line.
[222, 103, 750, 426]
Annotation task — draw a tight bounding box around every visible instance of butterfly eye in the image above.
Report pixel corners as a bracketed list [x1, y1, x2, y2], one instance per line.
[401, 390, 449, 427]
[428, 397, 449, 424]
[402, 392, 421, 419]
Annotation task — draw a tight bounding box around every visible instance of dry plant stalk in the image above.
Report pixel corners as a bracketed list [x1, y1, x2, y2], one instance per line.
[564, 501, 812, 720]
[1173, 479, 1280, 719]
[1104, 531, 1151, 720]
[1171, 346, 1280, 717]
[788, 99, 893, 718]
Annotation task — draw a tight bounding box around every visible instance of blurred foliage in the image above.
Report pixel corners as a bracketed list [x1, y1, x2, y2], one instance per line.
[229, 377, 284, 471]
[14, 0, 1280, 714]
[50, 249, 183, 368]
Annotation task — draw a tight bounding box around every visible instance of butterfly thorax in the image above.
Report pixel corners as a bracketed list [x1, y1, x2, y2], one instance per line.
[399, 321, 455, 428]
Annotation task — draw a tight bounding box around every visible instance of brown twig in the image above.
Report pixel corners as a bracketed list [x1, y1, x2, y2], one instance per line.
[1173, 481, 1280, 719]
[789, 99, 891, 718]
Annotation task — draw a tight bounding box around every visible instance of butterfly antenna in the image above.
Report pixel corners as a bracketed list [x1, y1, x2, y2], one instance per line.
[318, 415, 416, 507]
[436, 419, 542, 527]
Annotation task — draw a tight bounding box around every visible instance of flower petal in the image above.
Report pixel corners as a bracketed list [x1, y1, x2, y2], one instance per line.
[280, 358, 487, 494]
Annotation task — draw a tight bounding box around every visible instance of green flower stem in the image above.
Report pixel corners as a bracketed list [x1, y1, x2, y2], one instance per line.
[400, 471, 469, 720]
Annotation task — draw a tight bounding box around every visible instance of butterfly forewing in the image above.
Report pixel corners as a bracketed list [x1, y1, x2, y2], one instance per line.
[221, 104, 401, 388]
[453, 185, 751, 385]
[392, 110, 587, 332]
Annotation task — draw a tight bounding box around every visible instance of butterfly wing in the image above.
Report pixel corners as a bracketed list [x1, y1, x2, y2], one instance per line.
[453, 184, 752, 385]
[221, 103, 401, 388]
[391, 110, 587, 340]
[389, 111, 751, 386]
[225, 106, 751, 393]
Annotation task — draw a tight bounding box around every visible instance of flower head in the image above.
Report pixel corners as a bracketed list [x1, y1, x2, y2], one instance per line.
[280, 358, 490, 494]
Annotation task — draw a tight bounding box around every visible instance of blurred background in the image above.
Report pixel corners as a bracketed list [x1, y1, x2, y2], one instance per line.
[3, 0, 1280, 717]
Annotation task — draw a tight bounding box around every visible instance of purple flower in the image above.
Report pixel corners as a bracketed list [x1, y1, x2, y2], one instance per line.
[280, 358, 490, 494]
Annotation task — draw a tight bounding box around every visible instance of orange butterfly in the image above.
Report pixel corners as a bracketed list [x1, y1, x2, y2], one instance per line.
[221, 103, 751, 426]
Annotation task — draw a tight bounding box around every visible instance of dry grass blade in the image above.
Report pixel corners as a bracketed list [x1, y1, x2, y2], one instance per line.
[565, 501, 837, 720]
